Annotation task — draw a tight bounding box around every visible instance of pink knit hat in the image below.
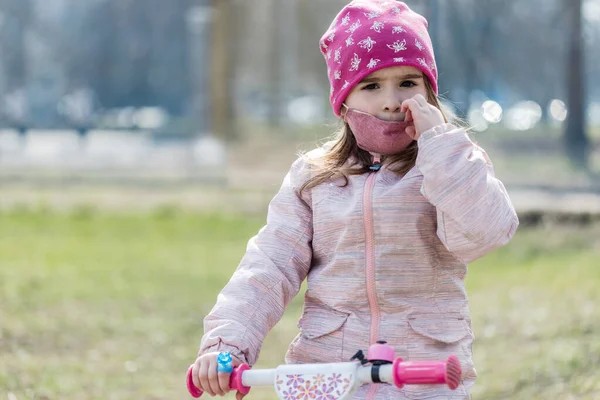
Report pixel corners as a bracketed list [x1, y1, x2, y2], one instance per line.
[320, 0, 438, 117]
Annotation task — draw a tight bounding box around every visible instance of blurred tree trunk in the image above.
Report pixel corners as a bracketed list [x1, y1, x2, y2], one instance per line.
[447, 2, 474, 119]
[210, 0, 236, 139]
[444, 0, 510, 119]
[268, 0, 282, 128]
[280, 0, 298, 131]
[564, 0, 589, 169]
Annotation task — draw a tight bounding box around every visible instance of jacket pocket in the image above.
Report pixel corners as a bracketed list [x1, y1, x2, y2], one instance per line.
[286, 306, 350, 363]
[403, 313, 473, 399]
[407, 312, 471, 344]
[298, 306, 349, 339]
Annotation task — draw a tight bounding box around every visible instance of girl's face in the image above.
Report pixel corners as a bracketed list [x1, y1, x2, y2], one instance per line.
[343, 66, 428, 122]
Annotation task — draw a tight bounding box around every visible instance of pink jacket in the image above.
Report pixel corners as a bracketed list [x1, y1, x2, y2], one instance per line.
[199, 124, 519, 399]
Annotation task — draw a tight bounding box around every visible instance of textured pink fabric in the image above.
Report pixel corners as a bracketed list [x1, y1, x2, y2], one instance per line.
[199, 124, 519, 399]
[320, 0, 438, 116]
[345, 107, 413, 155]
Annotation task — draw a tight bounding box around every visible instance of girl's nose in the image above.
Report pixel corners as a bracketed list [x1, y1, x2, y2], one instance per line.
[381, 98, 402, 113]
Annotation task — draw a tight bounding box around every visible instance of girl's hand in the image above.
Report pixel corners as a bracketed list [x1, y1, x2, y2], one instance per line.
[191, 352, 245, 399]
[401, 94, 445, 140]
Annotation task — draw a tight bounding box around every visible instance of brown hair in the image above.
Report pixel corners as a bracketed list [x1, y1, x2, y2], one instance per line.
[300, 76, 449, 194]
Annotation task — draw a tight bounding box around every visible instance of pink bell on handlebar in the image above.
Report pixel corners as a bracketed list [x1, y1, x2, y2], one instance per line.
[367, 341, 395, 363]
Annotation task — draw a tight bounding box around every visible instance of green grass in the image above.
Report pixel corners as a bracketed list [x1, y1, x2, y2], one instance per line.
[466, 226, 600, 399]
[0, 208, 599, 399]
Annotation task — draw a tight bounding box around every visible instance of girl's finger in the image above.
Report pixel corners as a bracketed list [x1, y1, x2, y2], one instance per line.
[217, 368, 232, 395]
[401, 98, 418, 114]
[405, 108, 413, 122]
[207, 359, 225, 396]
[405, 125, 416, 139]
[199, 360, 215, 397]
[192, 361, 202, 393]
[413, 94, 428, 106]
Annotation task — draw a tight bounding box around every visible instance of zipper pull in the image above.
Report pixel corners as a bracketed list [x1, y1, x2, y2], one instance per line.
[369, 154, 382, 171]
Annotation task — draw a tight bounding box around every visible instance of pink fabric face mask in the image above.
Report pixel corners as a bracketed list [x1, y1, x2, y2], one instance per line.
[343, 106, 414, 155]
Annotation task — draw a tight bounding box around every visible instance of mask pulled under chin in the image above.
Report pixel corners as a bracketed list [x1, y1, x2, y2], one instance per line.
[343, 106, 414, 156]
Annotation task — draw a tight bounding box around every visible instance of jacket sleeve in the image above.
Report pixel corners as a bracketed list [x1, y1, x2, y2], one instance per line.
[416, 123, 519, 264]
[198, 157, 313, 366]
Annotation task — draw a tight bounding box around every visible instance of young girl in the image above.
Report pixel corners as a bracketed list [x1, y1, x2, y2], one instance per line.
[191, 1, 518, 399]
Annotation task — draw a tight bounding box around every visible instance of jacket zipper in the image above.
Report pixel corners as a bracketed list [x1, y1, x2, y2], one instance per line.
[363, 156, 381, 400]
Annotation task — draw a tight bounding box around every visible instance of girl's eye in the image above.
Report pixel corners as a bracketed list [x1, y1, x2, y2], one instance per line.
[401, 81, 417, 88]
[362, 83, 379, 90]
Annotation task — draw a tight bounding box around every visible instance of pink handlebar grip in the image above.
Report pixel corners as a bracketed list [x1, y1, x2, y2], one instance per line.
[186, 364, 252, 398]
[393, 355, 462, 390]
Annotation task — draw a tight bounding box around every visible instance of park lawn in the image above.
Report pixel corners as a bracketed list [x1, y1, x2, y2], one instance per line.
[0, 209, 598, 399]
